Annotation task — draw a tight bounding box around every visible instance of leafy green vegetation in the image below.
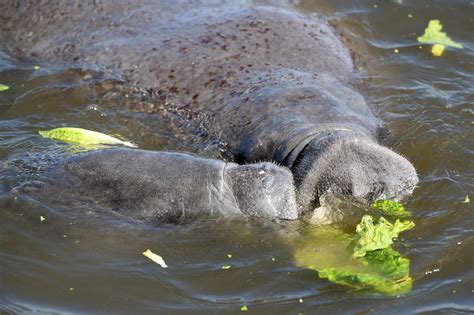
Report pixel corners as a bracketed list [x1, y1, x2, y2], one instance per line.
[295, 200, 415, 295]
[353, 215, 414, 258]
[417, 20, 463, 48]
[0, 84, 9, 92]
[318, 247, 412, 295]
[371, 199, 411, 218]
[39, 127, 136, 149]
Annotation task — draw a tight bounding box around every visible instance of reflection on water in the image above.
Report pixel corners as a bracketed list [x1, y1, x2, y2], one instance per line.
[1, 0, 473, 313]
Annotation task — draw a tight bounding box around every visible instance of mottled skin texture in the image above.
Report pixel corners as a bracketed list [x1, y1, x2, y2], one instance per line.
[43, 149, 298, 223]
[0, 1, 418, 211]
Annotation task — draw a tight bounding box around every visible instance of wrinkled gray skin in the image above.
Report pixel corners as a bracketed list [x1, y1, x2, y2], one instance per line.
[42, 149, 298, 223]
[0, 1, 418, 212]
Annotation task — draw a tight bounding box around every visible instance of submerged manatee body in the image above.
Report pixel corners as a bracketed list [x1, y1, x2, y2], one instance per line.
[39, 149, 297, 223]
[0, 1, 418, 211]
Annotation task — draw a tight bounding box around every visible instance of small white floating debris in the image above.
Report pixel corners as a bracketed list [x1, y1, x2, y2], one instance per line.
[221, 265, 231, 270]
[40, 215, 46, 222]
[461, 195, 470, 204]
[143, 249, 168, 268]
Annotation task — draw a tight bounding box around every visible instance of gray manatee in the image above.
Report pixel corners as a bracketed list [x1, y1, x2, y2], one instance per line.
[0, 1, 418, 211]
[39, 149, 298, 223]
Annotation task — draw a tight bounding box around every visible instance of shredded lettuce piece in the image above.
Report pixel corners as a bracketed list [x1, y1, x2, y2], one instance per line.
[353, 215, 415, 258]
[39, 127, 136, 149]
[0, 84, 9, 92]
[371, 199, 411, 218]
[417, 20, 463, 49]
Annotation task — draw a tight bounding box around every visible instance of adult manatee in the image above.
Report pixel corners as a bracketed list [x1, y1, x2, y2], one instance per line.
[23, 149, 298, 223]
[0, 1, 418, 211]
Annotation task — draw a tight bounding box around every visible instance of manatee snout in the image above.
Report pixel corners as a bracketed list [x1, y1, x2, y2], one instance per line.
[293, 133, 418, 210]
[226, 162, 298, 221]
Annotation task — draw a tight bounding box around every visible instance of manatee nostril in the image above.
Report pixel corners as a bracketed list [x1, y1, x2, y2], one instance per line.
[262, 175, 274, 189]
[365, 184, 384, 202]
[374, 184, 385, 199]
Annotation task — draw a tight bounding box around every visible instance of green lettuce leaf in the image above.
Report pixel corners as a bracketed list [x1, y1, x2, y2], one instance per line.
[318, 247, 412, 295]
[0, 84, 9, 92]
[39, 127, 136, 150]
[353, 215, 415, 258]
[371, 199, 411, 218]
[293, 225, 412, 295]
[417, 20, 463, 49]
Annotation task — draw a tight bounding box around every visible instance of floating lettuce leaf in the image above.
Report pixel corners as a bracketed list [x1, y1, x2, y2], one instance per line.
[371, 199, 411, 218]
[39, 127, 136, 149]
[293, 224, 412, 295]
[353, 215, 415, 258]
[318, 247, 412, 295]
[0, 84, 9, 92]
[417, 20, 463, 49]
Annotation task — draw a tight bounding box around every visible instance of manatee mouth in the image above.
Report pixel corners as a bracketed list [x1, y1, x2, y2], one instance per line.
[291, 131, 418, 212]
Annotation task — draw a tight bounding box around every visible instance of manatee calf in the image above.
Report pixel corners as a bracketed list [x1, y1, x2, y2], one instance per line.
[0, 1, 418, 211]
[35, 149, 298, 223]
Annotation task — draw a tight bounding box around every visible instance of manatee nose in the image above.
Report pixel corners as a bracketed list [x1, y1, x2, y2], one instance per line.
[293, 133, 418, 210]
[345, 138, 418, 201]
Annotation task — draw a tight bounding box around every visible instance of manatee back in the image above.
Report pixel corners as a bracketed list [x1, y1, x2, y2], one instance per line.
[49, 149, 236, 223]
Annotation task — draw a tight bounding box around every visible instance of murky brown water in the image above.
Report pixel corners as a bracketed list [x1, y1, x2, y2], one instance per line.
[1, 1, 473, 314]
